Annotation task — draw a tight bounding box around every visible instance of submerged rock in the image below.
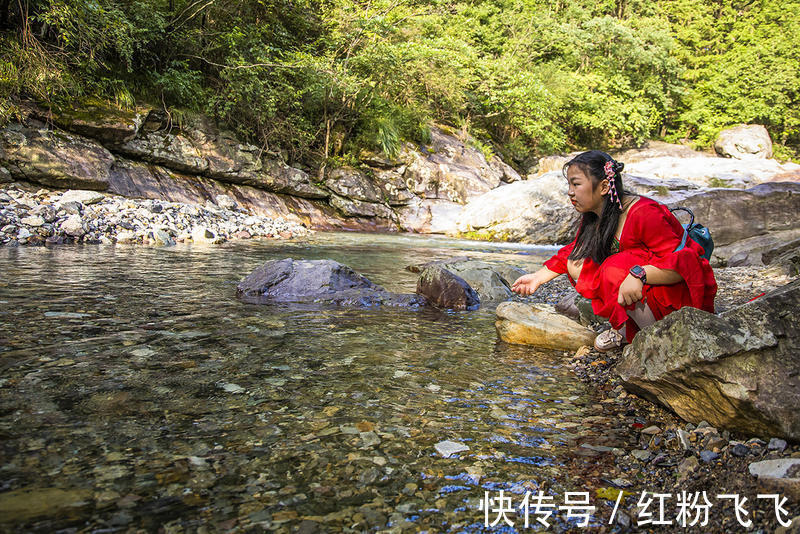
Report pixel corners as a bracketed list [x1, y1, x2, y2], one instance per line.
[237, 258, 425, 307]
[416, 265, 480, 310]
[617, 278, 800, 440]
[495, 301, 597, 350]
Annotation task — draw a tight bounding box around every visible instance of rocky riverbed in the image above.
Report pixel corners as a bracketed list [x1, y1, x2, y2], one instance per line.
[0, 183, 309, 246]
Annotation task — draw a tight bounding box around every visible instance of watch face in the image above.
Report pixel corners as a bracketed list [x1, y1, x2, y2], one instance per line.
[631, 265, 645, 278]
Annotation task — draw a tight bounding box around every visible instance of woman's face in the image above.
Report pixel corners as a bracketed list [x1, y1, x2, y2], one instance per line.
[566, 166, 608, 216]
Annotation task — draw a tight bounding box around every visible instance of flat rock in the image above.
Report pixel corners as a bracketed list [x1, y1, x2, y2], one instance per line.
[495, 301, 597, 350]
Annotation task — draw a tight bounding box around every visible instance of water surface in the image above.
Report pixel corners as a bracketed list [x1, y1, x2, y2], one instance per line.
[0, 232, 638, 532]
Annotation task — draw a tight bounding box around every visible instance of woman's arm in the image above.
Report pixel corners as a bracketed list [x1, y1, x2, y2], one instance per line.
[511, 267, 561, 296]
[617, 265, 683, 306]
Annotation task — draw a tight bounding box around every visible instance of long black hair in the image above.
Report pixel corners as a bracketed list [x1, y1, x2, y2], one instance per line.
[565, 150, 630, 265]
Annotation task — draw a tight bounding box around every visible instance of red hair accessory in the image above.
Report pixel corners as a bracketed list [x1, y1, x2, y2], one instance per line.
[604, 160, 622, 210]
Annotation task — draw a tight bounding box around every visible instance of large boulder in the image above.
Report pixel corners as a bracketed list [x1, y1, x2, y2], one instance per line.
[395, 197, 462, 234]
[416, 265, 480, 310]
[715, 124, 773, 160]
[671, 182, 800, 247]
[616, 279, 800, 441]
[412, 260, 523, 303]
[0, 122, 114, 190]
[237, 258, 425, 307]
[455, 172, 576, 244]
[495, 301, 597, 350]
[185, 115, 264, 181]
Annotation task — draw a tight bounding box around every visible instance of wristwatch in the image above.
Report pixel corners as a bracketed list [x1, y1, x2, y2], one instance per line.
[629, 265, 647, 284]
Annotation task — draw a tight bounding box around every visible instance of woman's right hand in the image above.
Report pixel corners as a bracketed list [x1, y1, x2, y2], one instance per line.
[511, 272, 543, 296]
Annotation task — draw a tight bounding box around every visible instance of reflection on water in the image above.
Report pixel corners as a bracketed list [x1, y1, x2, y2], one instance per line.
[0, 233, 636, 532]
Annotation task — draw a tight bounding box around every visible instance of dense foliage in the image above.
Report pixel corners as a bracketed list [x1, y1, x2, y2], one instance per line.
[1, 0, 797, 166]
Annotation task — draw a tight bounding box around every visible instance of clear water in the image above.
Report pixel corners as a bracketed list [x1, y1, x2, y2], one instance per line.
[0, 233, 638, 532]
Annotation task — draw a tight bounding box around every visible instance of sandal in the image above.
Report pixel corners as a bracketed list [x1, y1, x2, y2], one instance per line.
[594, 328, 627, 352]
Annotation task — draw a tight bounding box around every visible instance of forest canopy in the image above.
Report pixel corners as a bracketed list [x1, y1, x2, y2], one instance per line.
[1, 0, 798, 167]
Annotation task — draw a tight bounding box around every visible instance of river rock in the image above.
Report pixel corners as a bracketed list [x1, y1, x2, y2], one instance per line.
[61, 214, 85, 237]
[149, 228, 175, 246]
[0, 122, 114, 190]
[191, 226, 221, 244]
[58, 189, 106, 206]
[214, 194, 238, 211]
[712, 228, 800, 267]
[0, 486, 92, 522]
[416, 265, 480, 310]
[617, 278, 800, 440]
[456, 172, 575, 244]
[413, 259, 522, 302]
[326, 167, 384, 203]
[495, 301, 597, 350]
[237, 258, 425, 307]
[715, 124, 773, 160]
[0, 165, 11, 183]
[20, 215, 44, 227]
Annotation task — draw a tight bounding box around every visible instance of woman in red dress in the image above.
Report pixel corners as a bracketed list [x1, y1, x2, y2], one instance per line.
[511, 150, 717, 351]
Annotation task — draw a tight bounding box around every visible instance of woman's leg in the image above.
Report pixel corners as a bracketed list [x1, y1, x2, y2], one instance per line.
[627, 301, 656, 329]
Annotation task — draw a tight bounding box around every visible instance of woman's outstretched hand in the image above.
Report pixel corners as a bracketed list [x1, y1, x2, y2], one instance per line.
[511, 272, 543, 296]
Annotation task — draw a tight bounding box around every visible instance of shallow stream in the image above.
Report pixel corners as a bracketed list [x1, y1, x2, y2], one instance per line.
[0, 233, 642, 532]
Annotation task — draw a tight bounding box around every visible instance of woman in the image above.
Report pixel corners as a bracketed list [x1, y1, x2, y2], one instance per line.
[511, 150, 717, 351]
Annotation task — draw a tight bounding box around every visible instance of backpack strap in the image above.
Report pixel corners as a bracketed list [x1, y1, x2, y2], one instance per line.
[669, 207, 694, 252]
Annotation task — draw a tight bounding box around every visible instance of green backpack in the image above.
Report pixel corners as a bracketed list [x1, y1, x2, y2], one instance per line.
[670, 207, 714, 260]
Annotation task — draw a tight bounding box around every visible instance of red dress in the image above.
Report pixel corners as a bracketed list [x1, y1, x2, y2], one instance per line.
[544, 197, 717, 342]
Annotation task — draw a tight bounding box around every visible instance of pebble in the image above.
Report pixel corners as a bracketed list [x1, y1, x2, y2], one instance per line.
[768, 438, 788, 452]
[434, 440, 469, 458]
[731, 443, 750, 457]
[631, 450, 651, 462]
[700, 450, 719, 463]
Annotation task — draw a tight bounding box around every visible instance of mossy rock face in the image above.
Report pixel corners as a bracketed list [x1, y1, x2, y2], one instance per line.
[0, 122, 113, 190]
[50, 98, 150, 144]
